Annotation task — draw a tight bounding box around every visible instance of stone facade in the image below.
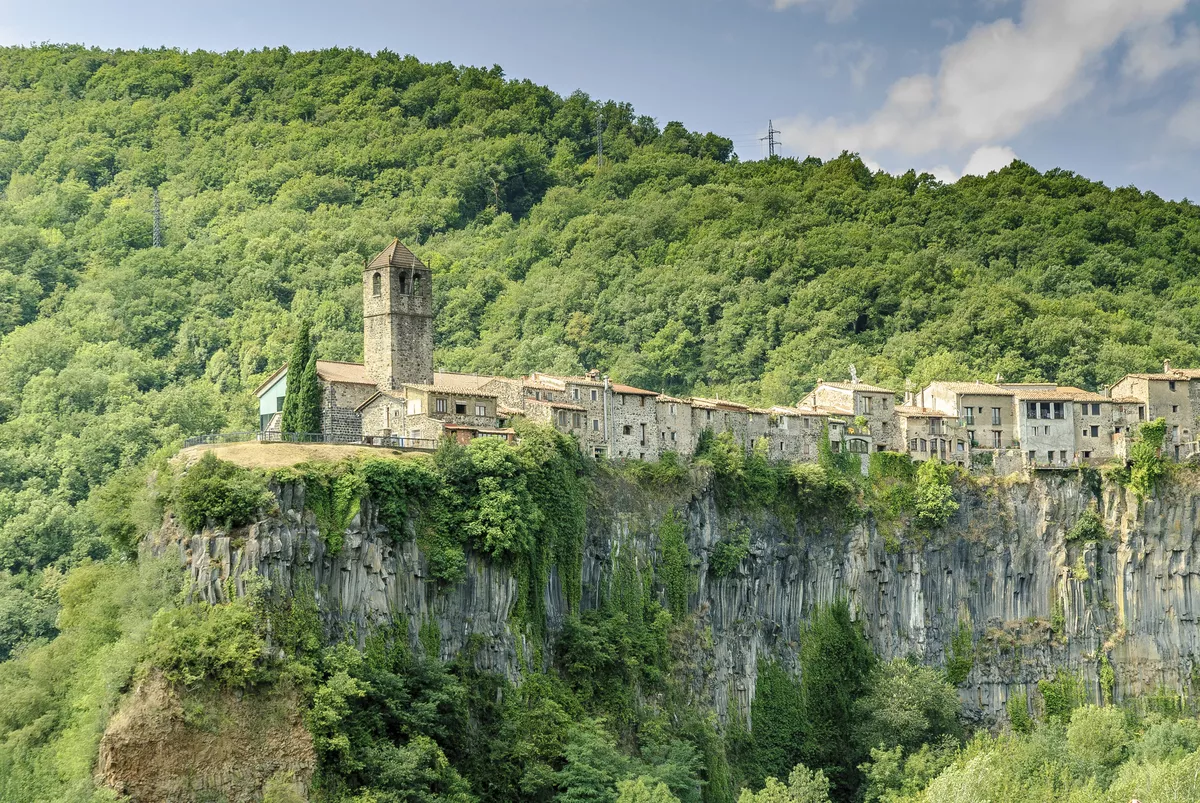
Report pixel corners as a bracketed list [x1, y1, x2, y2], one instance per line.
[363, 239, 434, 390]
[895, 407, 970, 465]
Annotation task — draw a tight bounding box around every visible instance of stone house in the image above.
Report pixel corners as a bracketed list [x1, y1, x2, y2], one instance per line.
[609, 383, 662, 460]
[915, 381, 1018, 451]
[1110, 362, 1200, 460]
[401, 382, 502, 441]
[655, 395, 693, 456]
[254, 360, 379, 440]
[798, 381, 898, 454]
[689, 397, 754, 453]
[763, 406, 822, 461]
[894, 405, 970, 464]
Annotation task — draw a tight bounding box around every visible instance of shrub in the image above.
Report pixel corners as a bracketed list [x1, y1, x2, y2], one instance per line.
[173, 452, 271, 532]
[944, 619, 975, 685]
[145, 593, 268, 687]
[1129, 418, 1169, 500]
[915, 459, 959, 528]
[1066, 505, 1108, 543]
[710, 527, 751, 579]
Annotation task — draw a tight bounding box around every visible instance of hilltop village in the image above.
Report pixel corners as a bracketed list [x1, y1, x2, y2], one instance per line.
[255, 240, 1198, 471]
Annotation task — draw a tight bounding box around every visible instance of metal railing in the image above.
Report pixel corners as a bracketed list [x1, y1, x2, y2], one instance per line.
[182, 431, 439, 451]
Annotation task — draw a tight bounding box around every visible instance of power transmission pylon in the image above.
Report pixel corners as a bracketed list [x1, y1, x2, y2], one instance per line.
[761, 120, 782, 159]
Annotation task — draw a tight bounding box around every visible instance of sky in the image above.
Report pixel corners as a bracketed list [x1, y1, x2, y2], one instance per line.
[2, 0, 1200, 199]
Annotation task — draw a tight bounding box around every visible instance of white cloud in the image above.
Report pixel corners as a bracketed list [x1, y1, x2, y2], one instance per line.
[773, 0, 861, 24]
[1123, 20, 1200, 81]
[961, 145, 1019, 176]
[814, 41, 881, 88]
[1167, 96, 1200, 145]
[781, 0, 1192, 158]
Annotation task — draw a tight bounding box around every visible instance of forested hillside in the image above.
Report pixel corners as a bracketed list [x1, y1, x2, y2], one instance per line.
[3, 44, 1200, 803]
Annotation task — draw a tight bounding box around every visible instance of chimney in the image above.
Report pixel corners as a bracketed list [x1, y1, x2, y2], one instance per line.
[1164, 359, 1172, 374]
[904, 390, 914, 406]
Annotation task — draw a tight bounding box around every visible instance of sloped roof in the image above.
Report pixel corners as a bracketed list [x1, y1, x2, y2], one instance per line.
[434, 371, 503, 390]
[527, 399, 587, 412]
[690, 397, 750, 411]
[894, 405, 953, 418]
[1012, 386, 1109, 403]
[354, 389, 407, 413]
[404, 383, 499, 399]
[610, 383, 658, 396]
[924, 381, 1015, 396]
[368, 239, 426, 271]
[818, 381, 896, 394]
[316, 360, 373, 385]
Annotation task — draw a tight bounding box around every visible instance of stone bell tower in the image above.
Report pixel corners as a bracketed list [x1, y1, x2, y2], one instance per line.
[363, 239, 434, 389]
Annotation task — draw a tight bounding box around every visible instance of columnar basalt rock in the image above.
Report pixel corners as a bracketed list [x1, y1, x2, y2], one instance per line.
[150, 472, 1200, 725]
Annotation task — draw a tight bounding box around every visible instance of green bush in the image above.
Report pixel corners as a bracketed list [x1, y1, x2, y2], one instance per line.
[173, 452, 271, 532]
[1066, 506, 1108, 543]
[1129, 418, 1169, 500]
[915, 460, 959, 528]
[145, 594, 268, 687]
[710, 527, 751, 579]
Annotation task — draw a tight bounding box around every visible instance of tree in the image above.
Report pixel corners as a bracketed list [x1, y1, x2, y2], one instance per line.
[616, 776, 682, 803]
[799, 600, 875, 801]
[737, 764, 831, 803]
[852, 660, 962, 757]
[280, 320, 321, 435]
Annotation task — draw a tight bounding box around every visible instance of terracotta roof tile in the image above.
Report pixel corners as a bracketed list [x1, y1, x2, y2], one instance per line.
[367, 239, 425, 270]
[817, 381, 897, 394]
[923, 381, 1016, 396]
[315, 360, 373, 385]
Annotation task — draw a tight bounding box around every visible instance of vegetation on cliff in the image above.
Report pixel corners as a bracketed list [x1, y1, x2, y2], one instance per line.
[1, 43, 1200, 801]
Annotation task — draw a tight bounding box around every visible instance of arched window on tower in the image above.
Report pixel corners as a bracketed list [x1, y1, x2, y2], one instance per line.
[372, 272, 382, 297]
[412, 272, 421, 294]
[397, 273, 408, 295]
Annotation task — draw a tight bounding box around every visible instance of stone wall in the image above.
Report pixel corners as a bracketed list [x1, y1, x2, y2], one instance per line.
[152, 471, 1200, 726]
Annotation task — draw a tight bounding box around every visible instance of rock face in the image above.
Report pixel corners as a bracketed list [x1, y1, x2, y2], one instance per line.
[97, 672, 315, 802]
[149, 470, 1200, 724]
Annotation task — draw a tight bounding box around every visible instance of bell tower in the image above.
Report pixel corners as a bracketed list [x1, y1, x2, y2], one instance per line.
[363, 239, 434, 389]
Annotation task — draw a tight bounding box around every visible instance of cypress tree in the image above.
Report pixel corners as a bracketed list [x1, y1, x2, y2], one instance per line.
[280, 320, 320, 435]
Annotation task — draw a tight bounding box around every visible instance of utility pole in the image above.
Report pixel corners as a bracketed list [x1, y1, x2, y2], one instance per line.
[761, 119, 782, 159]
[596, 106, 604, 169]
[152, 185, 162, 248]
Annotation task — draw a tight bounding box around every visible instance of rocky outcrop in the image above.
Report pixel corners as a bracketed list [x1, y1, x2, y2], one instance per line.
[148, 470, 1200, 724]
[97, 672, 314, 803]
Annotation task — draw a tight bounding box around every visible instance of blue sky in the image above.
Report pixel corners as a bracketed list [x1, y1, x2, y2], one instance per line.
[3, 0, 1200, 199]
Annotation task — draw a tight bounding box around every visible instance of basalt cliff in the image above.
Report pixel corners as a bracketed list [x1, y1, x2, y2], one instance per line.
[147, 469, 1200, 725]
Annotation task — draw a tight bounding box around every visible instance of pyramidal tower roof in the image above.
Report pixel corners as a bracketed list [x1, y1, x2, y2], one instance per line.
[367, 238, 426, 270]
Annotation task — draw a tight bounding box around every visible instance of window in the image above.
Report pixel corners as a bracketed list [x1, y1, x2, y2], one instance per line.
[558, 410, 568, 426]
[1083, 451, 1092, 459]
[848, 438, 869, 453]
[1170, 380, 1177, 391]
[572, 388, 580, 401]
[992, 407, 1002, 425]
[1090, 426, 1099, 437]
[1028, 450, 1035, 462]
[669, 403, 677, 415]
[573, 413, 581, 428]
[592, 419, 599, 432]
[398, 274, 408, 295]
[1053, 403, 1064, 419]
[545, 392, 553, 402]
[623, 425, 633, 436]
[455, 402, 467, 415]
[964, 407, 975, 425]
[435, 397, 447, 413]
[992, 430, 1002, 448]
[591, 389, 598, 401]
[919, 438, 927, 452]
[1139, 406, 1146, 421]
[1039, 402, 1050, 419]
[968, 430, 975, 445]
[412, 274, 420, 293]
[1092, 403, 1101, 415]
[1059, 450, 1067, 463]
[1114, 426, 1122, 434]
[476, 404, 487, 417]
[640, 396, 646, 407]
[706, 410, 712, 421]
[1027, 402, 1038, 419]
[957, 440, 965, 452]
[640, 423, 646, 444]
[1173, 405, 1179, 413]
[533, 390, 541, 400]
[857, 396, 872, 415]
[1173, 425, 1180, 440]
[1047, 450, 1055, 463]
[371, 272, 382, 296]
[276, 395, 285, 412]
[670, 432, 676, 442]
[909, 439, 918, 451]
[780, 441, 786, 452]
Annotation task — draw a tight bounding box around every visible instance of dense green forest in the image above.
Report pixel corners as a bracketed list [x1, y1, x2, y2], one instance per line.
[2, 44, 1200, 802]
